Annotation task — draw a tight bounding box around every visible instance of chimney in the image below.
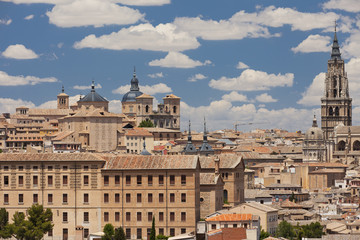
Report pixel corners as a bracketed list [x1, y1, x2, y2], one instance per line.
[214, 156, 220, 175]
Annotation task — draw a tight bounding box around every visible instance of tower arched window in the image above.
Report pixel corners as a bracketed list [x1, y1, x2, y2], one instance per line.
[333, 89, 337, 97]
[354, 141, 360, 151]
[329, 107, 333, 116]
[335, 107, 339, 116]
[173, 106, 177, 114]
[145, 105, 149, 113]
[338, 141, 346, 151]
[165, 106, 168, 112]
[223, 190, 228, 202]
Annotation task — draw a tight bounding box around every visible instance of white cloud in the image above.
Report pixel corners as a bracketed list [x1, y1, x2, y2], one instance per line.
[236, 61, 249, 69]
[24, 14, 34, 20]
[1, 44, 39, 60]
[114, 0, 170, 6]
[0, 18, 12, 25]
[149, 52, 210, 68]
[323, 0, 360, 13]
[346, 57, 360, 106]
[46, 0, 144, 28]
[37, 95, 81, 109]
[291, 35, 332, 53]
[342, 26, 360, 59]
[113, 83, 172, 95]
[0, 71, 57, 86]
[188, 73, 207, 82]
[297, 73, 325, 106]
[255, 93, 277, 103]
[73, 83, 102, 90]
[57, 42, 64, 48]
[0, 98, 35, 113]
[109, 99, 122, 113]
[1, 0, 71, 4]
[148, 72, 164, 78]
[209, 69, 294, 91]
[221, 91, 248, 102]
[74, 23, 199, 52]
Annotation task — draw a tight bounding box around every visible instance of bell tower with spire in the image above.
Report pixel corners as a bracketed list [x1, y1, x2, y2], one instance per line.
[57, 85, 69, 109]
[321, 22, 352, 139]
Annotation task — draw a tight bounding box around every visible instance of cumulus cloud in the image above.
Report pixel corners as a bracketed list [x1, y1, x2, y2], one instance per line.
[346, 57, 360, 106]
[1, 44, 39, 60]
[291, 35, 332, 53]
[323, 0, 360, 13]
[188, 73, 207, 82]
[342, 25, 360, 59]
[74, 23, 199, 52]
[209, 69, 294, 91]
[297, 73, 325, 106]
[24, 14, 34, 20]
[236, 61, 249, 69]
[37, 95, 81, 109]
[255, 93, 277, 102]
[114, 0, 170, 6]
[113, 83, 172, 95]
[46, 0, 144, 28]
[149, 52, 210, 68]
[148, 72, 164, 78]
[0, 98, 35, 113]
[221, 91, 248, 102]
[73, 83, 102, 90]
[0, 18, 12, 25]
[0, 71, 57, 86]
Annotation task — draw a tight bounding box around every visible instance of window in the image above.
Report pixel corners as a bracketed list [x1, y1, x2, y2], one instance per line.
[137, 228, 142, 240]
[61, 175, 68, 186]
[84, 193, 89, 203]
[18, 176, 24, 185]
[3, 166, 8, 171]
[19, 194, 23, 204]
[4, 176, 8, 186]
[18, 166, 24, 171]
[48, 176, 53, 186]
[84, 212, 89, 222]
[63, 194, 68, 204]
[83, 175, 89, 185]
[48, 194, 53, 204]
[137, 175, 142, 185]
[63, 229, 68, 240]
[84, 166, 89, 171]
[115, 212, 120, 222]
[137, 212, 142, 221]
[148, 212, 153, 221]
[137, 193, 142, 203]
[181, 212, 186, 222]
[4, 194, 8, 204]
[170, 228, 175, 237]
[159, 212, 164, 221]
[48, 166, 53, 171]
[115, 175, 120, 185]
[159, 175, 164, 185]
[159, 193, 164, 203]
[233, 224, 237, 228]
[170, 193, 175, 202]
[48, 229, 53, 237]
[159, 228, 164, 235]
[84, 229, 89, 239]
[63, 166, 68, 171]
[181, 229, 186, 234]
[126, 212, 131, 221]
[170, 212, 175, 221]
[63, 212, 68, 222]
[126, 229, 131, 239]
[170, 175, 175, 185]
[148, 193, 153, 203]
[115, 193, 120, 203]
[33, 194, 38, 203]
[181, 193, 186, 203]
[104, 212, 109, 222]
[104, 175, 109, 186]
[181, 175, 186, 185]
[126, 175, 131, 185]
[104, 193, 109, 203]
[126, 193, 131, 203]
[211, 224, 216, 230]
[148, 175, 153, 185]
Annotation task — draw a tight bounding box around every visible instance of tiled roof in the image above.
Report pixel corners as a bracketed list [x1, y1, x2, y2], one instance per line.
[199, 155, 242, 169]
[125, 128, 153, 137]
[163, 94, 180, 99]
[267, 183, 301, 188]
[144, 127, 181, 133]
[52, 131, 74, 141]
[200, 173, 221, 185]
[0, 153, 104, 162]
[310, 168, 345, 173]
[207, 228, 247, 240]
[245, 189, 272, 199]
[136, 93, 153, 99]
[206, 213, 252, 222]
[102, 155, 199, 170]
[28, 108, 72, 116]
[280, 199, 303, 208]
[239, 202, 278, 212]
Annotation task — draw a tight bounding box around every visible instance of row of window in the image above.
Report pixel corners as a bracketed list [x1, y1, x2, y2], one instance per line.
[2, 175, 90, 187]
[2, 165, 91, 171]
[104, 174, 187, 186]
[125, 227, 184, 239]
[106, 211, 187, 223]
[104, 192, 187, 203]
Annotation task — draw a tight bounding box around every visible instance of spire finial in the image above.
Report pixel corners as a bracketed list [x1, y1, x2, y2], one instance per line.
[133, 66, 136, 77]
[91, 80, 95, 92]
[62, 85, 64, 93]
[335, 19, 337, 33]
[331, 20, 341, 60]
[312, 114, 318, 127]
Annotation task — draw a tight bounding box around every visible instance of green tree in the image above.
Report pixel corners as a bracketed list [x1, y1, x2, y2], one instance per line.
[0, 208, 11, 239]
[150, 216, 156, 240]
[139, 120, 154, 128]
[156, 235, 169, 240]
[301, 222, 323, 238]
[275, 220, 296, 240]
[102, 223, 115, 240]
[259, 229, 270, 240]
[289, 192, 296, 202]
[114, 227, 125, 240]
[10, 212, 26, 240]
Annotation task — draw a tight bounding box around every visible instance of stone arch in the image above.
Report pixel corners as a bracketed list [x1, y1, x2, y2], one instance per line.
[338, 140, 346, 151]
[354, 141, 360, 151]
[329, 107, 333, 116]
[335, 107, 339, 116]
[223, 190, 228, 202]
[145, 105, 149, 113]
[173, 106, 177, 114]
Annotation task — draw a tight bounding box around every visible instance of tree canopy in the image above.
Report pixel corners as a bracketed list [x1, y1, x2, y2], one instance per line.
[139, 120, 154, 127]
[0, 208, 11, 239]
[114, 227, 126, 240]
[102, 223, 115, 240]
[276, 220, 296, 240]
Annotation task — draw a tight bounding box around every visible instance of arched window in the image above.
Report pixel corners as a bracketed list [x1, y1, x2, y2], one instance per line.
[335, 107, 339, 116]
[165, 106, 168, 112]
[173, 106, 177, 114]
[145, 105, 149, 113]
[354, 141, 360, 151]
[223, 190, 228, 202]
[138, 105, 140, 112]
[338, 141, 346, 151]
[329, 107, 333, 116]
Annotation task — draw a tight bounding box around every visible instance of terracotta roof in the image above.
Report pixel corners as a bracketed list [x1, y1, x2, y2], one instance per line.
[102, 155, 199, 170]
[28, 108, 72, 116]
[0, 153, 104, 162]
[136, 93, 154, 99]
[200, 173, 222, 185]
[125, 128, 153, 137]
[207, 228, 247, 240]
[144, 127, 181, 133]
[280, 199, 303, 208]
[238, 202, 278, 213]
[52, 131, 74, 141]
[206, 214, 253, 222]
[163, 94, 180, 99]
[310, 169, 345, 173]
[245, 189, 272, 199]
[199, 155, 242, 169]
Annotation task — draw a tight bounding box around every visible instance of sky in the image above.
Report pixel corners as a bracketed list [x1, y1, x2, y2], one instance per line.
[1, 0, 360, 132]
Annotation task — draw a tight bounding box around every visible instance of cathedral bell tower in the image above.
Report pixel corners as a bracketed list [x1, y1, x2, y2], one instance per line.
[321, 24, 352, 139]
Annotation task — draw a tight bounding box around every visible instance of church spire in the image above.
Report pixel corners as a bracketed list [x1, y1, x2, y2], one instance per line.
[203, 117, 208, 143]
[312, 115, 318, 128]
[91, 80, 95, 92]
[62, 85, 64, 93]
[130, 67, 140, 91]
[331, 20, 341, 60]
[187, 120, 192, 143]
[183, 120, 197, 154]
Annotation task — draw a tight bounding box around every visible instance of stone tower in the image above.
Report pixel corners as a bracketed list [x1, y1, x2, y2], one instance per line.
[57, 86, 69, 109]
[321, 26, 352, 139]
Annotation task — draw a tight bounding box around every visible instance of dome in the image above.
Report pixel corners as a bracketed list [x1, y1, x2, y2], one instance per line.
[305, 116, 324, 141]
[79, 81, 108, 102]
[122, 70, 143, 103]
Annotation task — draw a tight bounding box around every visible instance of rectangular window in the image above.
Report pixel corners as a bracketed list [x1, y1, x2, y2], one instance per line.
[211, 224, 216, 230]
[126, 212, 131, 221]
[63, 175, 68, 186]
[126, 175, 131, 185]
[181, 212, 186, 222]
[115, 212, 120, 222]
[137, 175, 142, 185]
[33, 176, 38, 186]
[63, 166, 68, 171]
[137, 228, 142, 240]
[84, 166, 89, 171]
[84, 193, 89, 203]
[63, 212, 68, 222]
[104, 175, 109, 186]
[159, 228, 164, 236]
[148, 212, 153, 221]
[4, 176, 8, 186]
[170, 228, 175, 237]
[137, 193, 142, 203]
[170, 212, 175, 221]
[181, 193, 186, 203]
[3, 166, 8, 171]
[19, 194, 23, 204]
[115, 193, 120, 203]
[148, 193, 153, 203]
[181, 229, 186, 234]
[48, 166, 53, 171]
[126, 193, 131, 203]
[48, 229, 53, 237]
[137, 212, 142, 221]
[115, 175, 120, 185]
[84, 212, 89, 222]
[4, 194, 8, 204]
[159, 175, 164, 185]
[126, 229, 131, 239]
[48, 194, 53, 204]
[83, 175, 89, 185]
[148, 175, 153, 185]
[33, 194, 38, 203]
[104, 193, 109, 203]
[63, 229, 68, 240]
[63, 194, 68, 204]
[170, 175, 175, 185]
[159, 193, 164, 203]
[18, 166, 24, 171]
[84, 229, 89, 239]
[48, 176, 53, 186]
[104, 212, 109, 222]
[170, 193, 175, 202]
[18, 176, 24, 185]
[159, 212, 164, 222]
[181, 175, 186, 185]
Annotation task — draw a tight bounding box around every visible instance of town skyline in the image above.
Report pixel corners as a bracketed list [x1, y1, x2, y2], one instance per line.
[1, 0, 360, 132]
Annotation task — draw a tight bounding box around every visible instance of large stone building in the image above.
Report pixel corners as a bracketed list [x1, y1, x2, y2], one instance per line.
[321, 27, 352, 139]
[303, 116, 327, 162]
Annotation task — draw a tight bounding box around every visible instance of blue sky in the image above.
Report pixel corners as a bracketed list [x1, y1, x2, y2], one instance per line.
[1, 0, 360, 132]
